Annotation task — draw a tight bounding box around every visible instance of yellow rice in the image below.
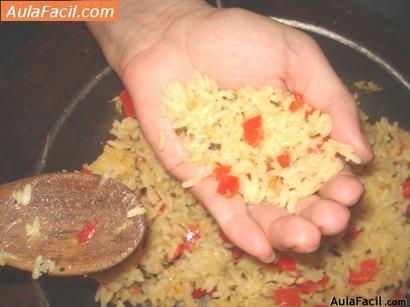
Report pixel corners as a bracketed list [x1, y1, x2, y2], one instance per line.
[161, 73, 360, 212]
[88, 84, 409, 306]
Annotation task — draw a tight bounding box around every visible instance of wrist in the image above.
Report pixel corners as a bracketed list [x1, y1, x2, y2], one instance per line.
[87, 0, 211, 75]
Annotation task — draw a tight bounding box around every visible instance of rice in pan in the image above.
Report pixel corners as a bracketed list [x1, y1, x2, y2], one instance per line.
[89, 75, 409, 306]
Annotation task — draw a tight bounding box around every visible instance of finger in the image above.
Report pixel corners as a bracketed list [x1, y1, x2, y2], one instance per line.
[318, 167, 364, 207]
[283, 28, 373, 163]
[122, 46, 196, 180]
[190, 177, 274, 262]
[296, 199, 351, 236]
[249, 204, 321, 253]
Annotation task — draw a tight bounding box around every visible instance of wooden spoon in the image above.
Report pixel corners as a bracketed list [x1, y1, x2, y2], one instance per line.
[0, 172, 145, 277]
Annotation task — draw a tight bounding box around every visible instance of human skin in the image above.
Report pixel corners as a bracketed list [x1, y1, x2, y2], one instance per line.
[87, 0, 373, 262]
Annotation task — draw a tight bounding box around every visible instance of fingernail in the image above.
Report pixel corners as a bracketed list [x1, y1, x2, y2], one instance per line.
[260, 251, 276, 264]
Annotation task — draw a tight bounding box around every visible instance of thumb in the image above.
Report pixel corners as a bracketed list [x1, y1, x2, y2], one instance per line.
[284, 29, 373, 163]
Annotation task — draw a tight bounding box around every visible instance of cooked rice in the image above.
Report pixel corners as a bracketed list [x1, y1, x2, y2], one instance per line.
[354, 80, 384, 93]
[127, 207, 146, 218]
[25, 216, 41, 237]
[12, 183, 32, 206]
[0, 251, 18, 266]
[32, 255, 55, 279]
[89, 98, 409, 306]
[161, 72, 361, 212]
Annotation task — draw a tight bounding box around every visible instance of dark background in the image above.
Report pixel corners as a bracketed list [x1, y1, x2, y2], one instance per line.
[0, 0, 410, 66]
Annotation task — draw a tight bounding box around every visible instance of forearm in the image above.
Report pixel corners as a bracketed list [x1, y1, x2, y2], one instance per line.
[87, 0, 209, 75]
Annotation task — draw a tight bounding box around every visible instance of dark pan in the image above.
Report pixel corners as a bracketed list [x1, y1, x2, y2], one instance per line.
[0, 2, 409, 307]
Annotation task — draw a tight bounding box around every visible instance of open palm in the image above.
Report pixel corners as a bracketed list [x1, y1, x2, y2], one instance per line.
[118, 7, 372, 261]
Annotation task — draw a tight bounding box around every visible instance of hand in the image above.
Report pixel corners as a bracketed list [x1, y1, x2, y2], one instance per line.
[88, 1, 373, 262]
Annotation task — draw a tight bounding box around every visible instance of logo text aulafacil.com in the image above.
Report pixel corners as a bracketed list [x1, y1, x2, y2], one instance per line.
[0, 1, 118, 22]
[330, 295, 407, 306]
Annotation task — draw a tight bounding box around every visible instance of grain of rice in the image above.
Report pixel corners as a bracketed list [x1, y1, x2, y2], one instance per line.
[127, 207, 145, 218]
[25, 216, 41, 237]
[354, 80, 383, 93]
[32, 256, 55, 279]
[13, 183, 32, 206]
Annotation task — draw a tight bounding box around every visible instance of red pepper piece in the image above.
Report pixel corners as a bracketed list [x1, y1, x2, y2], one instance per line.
[345, 227, 363, 240]
[191, 288, 207, 299]
[184, 226, 201, 252]
[403, 177, 410, 199]
[173, 243, 186, 260]
[231, 246, 244, 262]
[298, 274, 329, 294]
[273, 287, 301, 306]
[318, 274, 330, 288]
[79, 167, 90, 175]
[217, 175, 239, 198]
[348, 259, 379, 285]
[214, 165, 231, 181]
[77, 219, 97, 245]
[242, 115, 263, 147]
[277, 151, 291, 168]
[289, 92, 304, 113]
[159, 203, 166, 213]
[172, 226, 201, 260]
[119, 89, 135, 118]
[305, 109, 314, 118]
[268, 255, 297, 271]
[298, 280, 318, 294]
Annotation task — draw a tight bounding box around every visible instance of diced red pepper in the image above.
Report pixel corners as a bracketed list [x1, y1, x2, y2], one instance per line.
[232, 246, 244, 262]
[214, 165, 231, 181]
[273, 287, 301, 306]
[298, 280, 318, 294]
[289, 93, 304, 113]
[318, 274, 330, 288]
[277, 151, 291, 168]
[172, 226, 201, 260]
[159, 203, 166, 213]
[298, 274, 329, 294]
[242, 115, 263, 147]
[268, 255, 297, 271]
[217, 175, 239, 198]
[305, 109, 314, 118]
[187, 226, 200, 240]
[79, 167, 90, 175]
[119, 89, 135, 118]
[307, 143, 323, 154]
[77, 219, 97, 245]
[218, 228, 232, 244]
[185, 225, 201, 250]
[173, 243, 186, 260]
[402, 177, 410, 199]
[345, 227, 363, 240]
[191, 288, 207, 299]
[348, 259, 379, 285]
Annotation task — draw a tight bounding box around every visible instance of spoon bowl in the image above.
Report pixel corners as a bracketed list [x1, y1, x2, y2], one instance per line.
[0, 172, 145, 277]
